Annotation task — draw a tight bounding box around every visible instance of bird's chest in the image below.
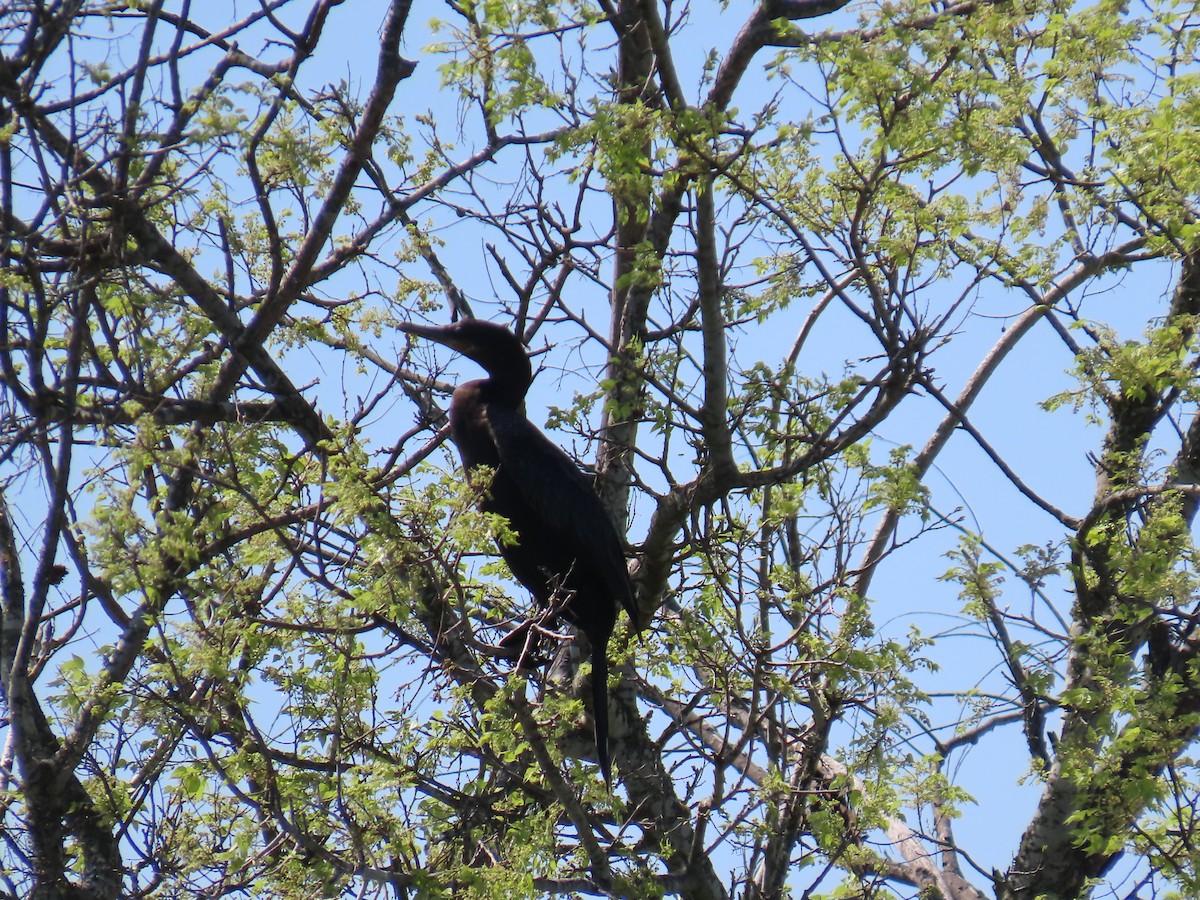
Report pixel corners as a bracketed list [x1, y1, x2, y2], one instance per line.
[448, 393, 525, 521]
[448, 392, 584, 605]
[448, 396, 503, 470]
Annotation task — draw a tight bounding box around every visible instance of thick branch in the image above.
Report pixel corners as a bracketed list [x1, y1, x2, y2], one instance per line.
[213, 0, 417, 399]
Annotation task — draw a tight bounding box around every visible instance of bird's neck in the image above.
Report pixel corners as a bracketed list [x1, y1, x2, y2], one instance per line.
[477, 372, 529, 408]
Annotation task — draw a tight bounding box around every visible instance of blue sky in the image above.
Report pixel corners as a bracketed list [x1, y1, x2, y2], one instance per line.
[5, 0, 1193, 895]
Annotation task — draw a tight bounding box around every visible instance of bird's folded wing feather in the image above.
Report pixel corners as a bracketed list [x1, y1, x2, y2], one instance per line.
[485, 407, 639, 625]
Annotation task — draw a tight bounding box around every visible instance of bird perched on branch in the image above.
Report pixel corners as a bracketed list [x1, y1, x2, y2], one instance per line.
[400, 318, 639, 787]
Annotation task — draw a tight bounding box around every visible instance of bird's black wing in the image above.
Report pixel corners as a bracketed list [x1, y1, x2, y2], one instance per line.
[484, 406, 639, 626]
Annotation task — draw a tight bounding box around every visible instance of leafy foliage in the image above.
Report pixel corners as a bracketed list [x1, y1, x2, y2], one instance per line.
[2, 0, 1200, 898]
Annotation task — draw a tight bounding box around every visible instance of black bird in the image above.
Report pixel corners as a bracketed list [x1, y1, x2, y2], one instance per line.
[400, 318, 639, 786]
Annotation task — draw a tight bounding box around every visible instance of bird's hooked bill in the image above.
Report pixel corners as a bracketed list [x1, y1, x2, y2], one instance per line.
[398, 321, 467, 352]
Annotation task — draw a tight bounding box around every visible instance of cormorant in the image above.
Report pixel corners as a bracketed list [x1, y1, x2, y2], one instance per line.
[400, 318, 639, 787]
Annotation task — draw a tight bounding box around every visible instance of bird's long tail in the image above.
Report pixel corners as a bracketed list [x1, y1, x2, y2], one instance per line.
[591, 641, 612, 789]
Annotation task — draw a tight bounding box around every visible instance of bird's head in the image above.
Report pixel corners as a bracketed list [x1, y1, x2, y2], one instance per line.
[399, 318, 532, 386]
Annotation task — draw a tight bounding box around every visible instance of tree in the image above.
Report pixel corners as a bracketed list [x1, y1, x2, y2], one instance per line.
[1, 0, 1199, 897]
